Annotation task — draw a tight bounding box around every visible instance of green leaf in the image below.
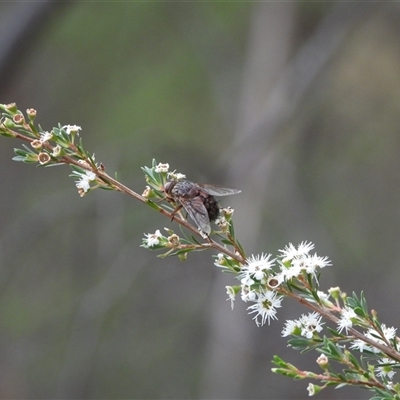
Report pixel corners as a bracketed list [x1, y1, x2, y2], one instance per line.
[221, 238, 234, 246]
[235, 239, 246, 258]
[271, 355, 287, 367]
[145, 200, 161, 211]
[228, 220, 235, 237]
[98, 185, 114, 191]
[14, 148, 29, 157]
[287, 337, 317, 351]
[22, 158, 38, 164]
[326, 326, 345, 338]
[271, 368, 298, 378]
[310, 289, 322, 304]
[0, 130, 16, 138]
[347, 292, 368, 318]
[70, 164, 86, 174]
[190, 235, 202, 245]
[371, 388, 399, 400]
[22, 143, 35, 153]
[347, 352, 361, 369]
[220, 268, 238, 274]
[327, 339, 343, 357]
[12, 155, 26, 162]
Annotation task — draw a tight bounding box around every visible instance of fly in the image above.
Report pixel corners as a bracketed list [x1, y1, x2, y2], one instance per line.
[163, 179, 241, 235]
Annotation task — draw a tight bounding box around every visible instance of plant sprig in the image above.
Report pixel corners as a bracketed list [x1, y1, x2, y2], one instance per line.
[2, 102, 400, 399]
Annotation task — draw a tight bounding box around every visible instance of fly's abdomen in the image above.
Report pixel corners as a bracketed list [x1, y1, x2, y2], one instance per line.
[201, 192, 219, 221]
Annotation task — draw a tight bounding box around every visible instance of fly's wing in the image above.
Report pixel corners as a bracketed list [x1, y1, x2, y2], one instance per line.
[180, 196, 211, 235]
[198, 184, 241, 197]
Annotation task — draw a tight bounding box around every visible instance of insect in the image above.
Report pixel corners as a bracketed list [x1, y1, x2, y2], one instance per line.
[163, 179, 241, 235]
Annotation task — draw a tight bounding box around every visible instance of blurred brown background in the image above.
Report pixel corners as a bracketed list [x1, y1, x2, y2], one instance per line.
[1, 2, 400, 399]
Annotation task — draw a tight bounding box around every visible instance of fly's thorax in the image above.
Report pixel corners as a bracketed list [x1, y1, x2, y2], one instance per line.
[171, 180, 198, 198]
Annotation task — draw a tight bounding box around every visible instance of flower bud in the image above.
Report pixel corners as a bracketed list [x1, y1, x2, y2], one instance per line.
[3, 118, 16, 129]
[307, 383, 323, 396]
[26, 108, 37, 122]
[142, 185, 156, 199]
[5, 103, 17, 114]
[178, 252, 187, 261]
[316, 354, 329, 369]
[328, 286, 341, 301]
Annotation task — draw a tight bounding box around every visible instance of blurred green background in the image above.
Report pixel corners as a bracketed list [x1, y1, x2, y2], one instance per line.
[1, 2, 400, 399]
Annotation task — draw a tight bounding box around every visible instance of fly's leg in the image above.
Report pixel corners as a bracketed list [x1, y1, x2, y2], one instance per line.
[170, 204, 185, 221]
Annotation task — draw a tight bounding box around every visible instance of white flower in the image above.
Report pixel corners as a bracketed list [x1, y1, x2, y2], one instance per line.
[155, 163, 169, 173]
[349, 338, 371, 353]
[239, 253, 275, 284]
[52, 145, 62, 157]
[142, 229, 163, 247]
[215, 215, 229, 232]
[39, 130, 53, 142]
[279, 241, 314, 263]
[240, 285, 257, 302]
[303, 254, 332, 280]
[279, 259, 302, 280]
[168, 171, 186, 180]
[307, 383, 322, 396]
[337, 307, 357, 334]
[376, 358, 397, 380]
[281, 319, 300, 337]
[240, 274, 255, 287]
[63, 124, 82, 135]
[317, 290, 329, 300]
[75, 170, 96, 192]
[298, 312, 324, 339]
[247, 289, 283, 327]
[377, 324, 397, 342]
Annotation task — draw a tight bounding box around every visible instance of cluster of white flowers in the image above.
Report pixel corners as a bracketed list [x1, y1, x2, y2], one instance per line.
[278, 241, 331, 281]
[281, 311, 324, 339]
[154, 162, 186, 181]
[349, 324, 398, 380]
[225, 242, 332, 327]
[350, 324, 397, 354]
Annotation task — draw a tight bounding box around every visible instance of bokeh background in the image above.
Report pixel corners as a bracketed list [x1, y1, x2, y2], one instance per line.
[1, 2, 400, 399]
